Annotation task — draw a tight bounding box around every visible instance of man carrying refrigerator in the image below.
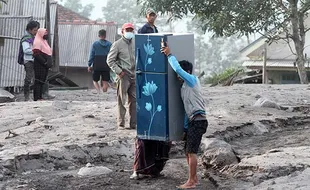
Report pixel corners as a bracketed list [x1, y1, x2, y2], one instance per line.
[130, 12, 171, 180]
[161, 44, 208, 189]
[107, 23, 136, 130]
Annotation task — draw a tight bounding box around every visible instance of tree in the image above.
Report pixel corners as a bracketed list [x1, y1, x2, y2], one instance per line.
[0, 0, 7, 9]
[186, 17, 246, 77]
[60, 0, 94, 19]
[197, 36, 245, 76]
[80, 4, 95, 19]
[138, 0, 310, 84]
[103, 0, 144, 24]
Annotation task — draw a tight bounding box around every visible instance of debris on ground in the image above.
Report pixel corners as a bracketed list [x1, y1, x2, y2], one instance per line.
[0, 85, 309, 189]
[83, 114, 96, 119]
[77, 164, 113, 177]
[0, 89, 15, 103]
[5, 130, 18, 139]
[253, 97, 281, 110]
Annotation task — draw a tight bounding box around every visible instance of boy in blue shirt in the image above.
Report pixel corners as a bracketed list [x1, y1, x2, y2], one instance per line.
[88, 29, 112, 93]
[161, 44, 208, 189]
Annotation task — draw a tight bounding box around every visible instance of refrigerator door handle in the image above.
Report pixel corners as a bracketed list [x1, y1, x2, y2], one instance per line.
[135, 48, 142, 99]
[135, 48, 143, 71]
[136, 69, 142, 99]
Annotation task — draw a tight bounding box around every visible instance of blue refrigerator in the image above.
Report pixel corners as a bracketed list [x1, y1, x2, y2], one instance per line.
[135, 33, 195, 141]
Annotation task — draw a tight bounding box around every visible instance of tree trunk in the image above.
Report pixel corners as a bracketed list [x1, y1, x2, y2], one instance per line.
[295, 47, 308, 84]
[290, 0, 309, 84]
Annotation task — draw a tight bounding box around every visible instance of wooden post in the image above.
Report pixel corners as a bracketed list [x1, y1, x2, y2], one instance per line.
[52, 6, 59, 72]
[46, 0, 51, 45]
[262, 43, 267, 84]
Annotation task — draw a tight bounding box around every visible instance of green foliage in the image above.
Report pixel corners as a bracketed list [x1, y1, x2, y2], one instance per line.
[0, 0, 7, 9]
[186, 16, 246, 77]
[137, 0, 296, 37]
[63, 0, 82, 13]
[205, 68, 239, 84]
[80, 4, 94, 18]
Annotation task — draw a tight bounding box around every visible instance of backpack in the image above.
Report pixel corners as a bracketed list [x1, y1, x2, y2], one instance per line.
[18, 35, 34, 65]
[17, 41, 24, 65]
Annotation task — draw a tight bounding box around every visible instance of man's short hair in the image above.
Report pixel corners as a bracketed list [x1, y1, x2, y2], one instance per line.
[26, 21, 40, 31]
[179, 60, 193, 74]
[98, 29, 106, 37]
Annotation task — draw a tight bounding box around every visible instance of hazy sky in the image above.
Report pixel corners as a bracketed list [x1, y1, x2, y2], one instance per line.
[78, 0, 187, 32]
[60, 0, 252, 40]
[50, 0, 189, 33]
[81, 0, 108, 20]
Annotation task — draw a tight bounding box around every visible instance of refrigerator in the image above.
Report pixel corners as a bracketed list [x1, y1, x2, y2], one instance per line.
[135, 33, 195, 141]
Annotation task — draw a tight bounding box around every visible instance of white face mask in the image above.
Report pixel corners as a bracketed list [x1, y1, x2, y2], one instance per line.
[124, 32, 135, 39]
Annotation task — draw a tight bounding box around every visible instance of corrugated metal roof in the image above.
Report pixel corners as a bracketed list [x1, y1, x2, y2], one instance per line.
[0, 0, 57, 47]
[0, 0, 57, 87]
[0, 16, 32, 87]
[58, 23, 117, 67]
[0, 35, 20, 40]
[242, 60, 300, 68]
[0, 0, 47, 19]
[0, 15, 33, 37]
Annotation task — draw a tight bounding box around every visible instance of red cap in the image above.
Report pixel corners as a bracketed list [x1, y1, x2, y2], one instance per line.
[122, 23, 134, 30]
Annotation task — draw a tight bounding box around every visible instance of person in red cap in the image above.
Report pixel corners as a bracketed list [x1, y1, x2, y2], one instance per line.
[107, 23, 136, 130]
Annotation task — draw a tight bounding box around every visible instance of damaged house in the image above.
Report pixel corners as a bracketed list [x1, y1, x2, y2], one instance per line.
[241, 18, 310, 84]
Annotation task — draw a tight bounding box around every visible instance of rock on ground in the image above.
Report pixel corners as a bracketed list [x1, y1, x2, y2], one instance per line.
[201, 138, 239, 169]
[77, 165, 112, 177]
[0, 89, 14, 103]
[253, 97, 281, 110]
[239, 146, 310, 170]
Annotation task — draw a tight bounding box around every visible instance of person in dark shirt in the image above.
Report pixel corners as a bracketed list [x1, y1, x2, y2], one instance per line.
[138, 8, 158, 34]
[32, 28, 53, 101]
[88, 29, 112, 93]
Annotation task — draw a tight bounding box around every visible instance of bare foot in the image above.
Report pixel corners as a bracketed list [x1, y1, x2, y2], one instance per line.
[194, 176, 199, 185]
[176, 181, 196, 189]
[102, 87, 108, 93]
